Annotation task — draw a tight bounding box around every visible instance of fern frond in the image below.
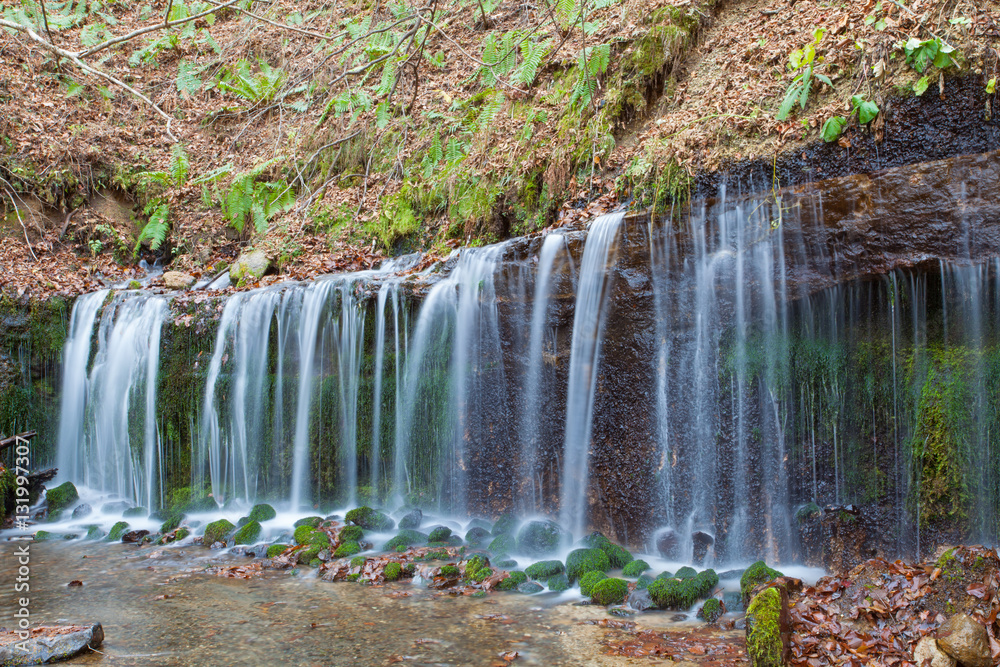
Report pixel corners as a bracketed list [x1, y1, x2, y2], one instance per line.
[134, 202, 170, 255]
[170, 144, 190, 186]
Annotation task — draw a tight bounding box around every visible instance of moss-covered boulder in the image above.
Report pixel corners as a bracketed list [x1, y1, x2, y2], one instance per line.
[649, 578, 689, 610]
[334, 541, 362, 558]
[294, 525, 317, 545]
[700, 598, 724, 623]
[174, 527, 190, 541]
[203, 518, 235, 546]
[496, 558, 518, 569]
[745, 587, 787, 667]
[488, 533, 515, 556]
[158, 512, 185, 534]
[579, 571, 608, 596]
[122, 506, 147, 518]
[398, 509, 422, 529]
[266, 544, 289, 558]
[294, 516, 323, 529]
[623, 559, 650, 577]
[566, 548, 611, 582]
[603, 544, 634, 569]
[675, 566, 698, 579]
[516, 520, 567, 557]
[517, 581, 544, 594]
[45, 482, 78, 514]
[85, 525, 104, 540]
[339, 525, 364, 542]
[426, 525, 452, 542]
[247, 503, 276, 523]
[384, 529, 427, 551]
[635, 574, 654, 589]
[525, 560, 565, 580]
[108, 521, 129, 541]
[345, 506, 394, 531]
[465, 526, 491, 546]
[548, 573, 570, 592]
[495, 571, 528, 591]
[741, 561, 783, 605]
[34, 530, 54, 541]
[440, 564, 461, 577]
[233, 520, 261, 545]
[591, 578, 629, 605]
[491, 513, 518, 536]
[465, 554, 492, 583]
[384, 562, 403, 581]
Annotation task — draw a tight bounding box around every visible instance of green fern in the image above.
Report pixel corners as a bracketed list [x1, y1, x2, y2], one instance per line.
[556, 0, 577, 29]
[134, 202, 170, 256]
[516, 39, 550, 86]
[222, 159, 295, 234]
[476, 92, 505, 133]
[170, 144, 189, 186]
[569, 43, 611, 109]
[445, 137, 467, 165]
[217, 59, 287, 105]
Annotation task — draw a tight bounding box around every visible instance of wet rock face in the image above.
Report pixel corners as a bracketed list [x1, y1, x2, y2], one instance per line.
[655, 528, 680, 560]
[935, 613, 992, 667]
[692, 531, 714, 566]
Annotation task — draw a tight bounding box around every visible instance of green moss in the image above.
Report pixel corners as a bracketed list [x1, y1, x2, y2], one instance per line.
[487, 533, 515, 556]
[339, 525, 364, 542]
[437, 564, 459, 577]
[565, 548, 611, 582]
[622, 560, 650, 577]
[108, 521, 129, 541]
[267, 544, 289, 558]
[233, 520, 262, 545]
[247, 503, 276, 523]
[203, 518, 236, 545]
[34, 530, 53, 541]
[174, 527, 190, 541]
[465, 554, 492, 583]
[465, 526, 491, 546]
[345, 506, 394, 531]
[579, 571, 608, 596]
[547, 573, 570, 592]
[294, 525, 317, 545]
[308, 558, 322, 568]
[591, 577, 629, 605]
[334, 541, 361, 558]
[635, 574, 654, 590]
[603, 544, 634, 569]
[123, 507, 147, 518]
[346, 573, 361, 581]
[741, 561, 783, 605]
[85, 525, 105, 540]
[795, 502, 822, 522]
[675, 566, 698, 579]
[384, 562, 403, 581]
[427, 526, 452, 542]
[350, 556, 366, 568]
[491, 513, 517, 536]
[495, 558, 518, 569]
[384, 529, 427, 550]
[648, 577, 698, 610]
[45, 482, 78, 513]
[701, 598, 724, 623]
[159, 512, 185, 534]
[495, 570, 527, 591]
[525, 560, 565, 580]
[746, 587, 783, 667]
[294, 516, 323, 528]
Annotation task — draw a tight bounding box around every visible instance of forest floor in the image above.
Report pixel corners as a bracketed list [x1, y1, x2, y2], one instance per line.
[0, 0, 998, 299]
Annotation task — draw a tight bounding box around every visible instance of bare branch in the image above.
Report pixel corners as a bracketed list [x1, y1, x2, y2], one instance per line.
[38, 0, 56, 47]
[201, 0, 346, 41]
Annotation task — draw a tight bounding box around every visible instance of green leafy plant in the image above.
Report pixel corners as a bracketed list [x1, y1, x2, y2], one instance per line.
[222, 159, 296, 235]
[569, 43, 611, 110]
[820, 95, 879, 143]
[903, 37, 956, 74]
[776, 28, 834, 121]
[218, 59, 287, 105]
[988, 78, 997, 95]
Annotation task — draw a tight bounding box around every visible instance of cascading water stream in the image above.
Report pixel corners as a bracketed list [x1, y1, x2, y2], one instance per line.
[519, 233, 565, 514]
[55, 291, 168, 509]
[559, 212, 624, 537]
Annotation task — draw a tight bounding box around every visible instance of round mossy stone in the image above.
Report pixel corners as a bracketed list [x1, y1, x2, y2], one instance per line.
[491, 513, 518, 536]
[465, 526, 491, 546]
[294, 525, 318, 545]
[603, 543, 634, 569]
[107, 521, 129, 541]
[174, 528, 190, 541]
[516, 520, 567, 557]
[247, 503, 277, 523]
[294, 516, 323, 529]
[591, 578, 629, 605]
[384, 529, 427, 550]
[525, 560, 565, 580]
[203, 518, 236, 545]
[746, 587, 783, 667]
[122, 506, 147, 518]
[623, 559, 650, 577]
[579, 571, 608, 597]
[427, 526, 453, 542]
[339, 525, 364, 542]
[701, 598, 724, 623]
[334, 541, 361, 558]
[496, 559, 518, 569]
[345, 506, 394, 531]
[495, 571, 528, 591]
[566, 548, 611, 582]
[517, 581, 544, 594]
[488, 533, 515, 556]
[440, 565, 461, 577]
[267, 544, 289, 558]
[398, 509, 423, 530]
[636, 574, 654, 589]
[740, 561, 783, 605]
[233, 520, 261, 545]
[548, 573, 570, 592]
[45, 482, 79, 513]
[384, 562, 403, 581]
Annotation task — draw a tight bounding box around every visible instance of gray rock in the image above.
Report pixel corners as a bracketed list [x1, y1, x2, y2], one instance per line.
[229, 249, 269, 283]
[0, 623, 104, 665]
[398, 509, 422, 530]
[626, 588, 654, 611]
[913, 636, 957, 667]
[71, 504, 92, 519]
[936, 613, 991, 667]
[121, 530, 149, 543]
[515, 520, 568, 557]
[162, 271, 196, 290]
[655, 527, 680, 559]
[516, 581, 544, 594]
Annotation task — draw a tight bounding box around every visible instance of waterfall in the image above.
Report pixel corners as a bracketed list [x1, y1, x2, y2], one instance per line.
[371, 277, 405, 501]
[334, 279, 366, 507]
[519, 233, 566, 514]
[56, 291, 168, 509]
[560, 212, 624, 537]
[396, 246, 504, 512]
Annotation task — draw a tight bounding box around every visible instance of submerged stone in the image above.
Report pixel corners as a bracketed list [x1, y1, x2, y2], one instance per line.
[0, 623, 104, 665]
[627, 588, 654, 611]
[427, 526, 452, 542]
[101, 501, 131, 514]
[122, 507, 147, 518]
[517, 581, 544, 594]
[547, 574, 570, 592]
[491, 513, 518, 536]
[71, 503, 92, 519]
